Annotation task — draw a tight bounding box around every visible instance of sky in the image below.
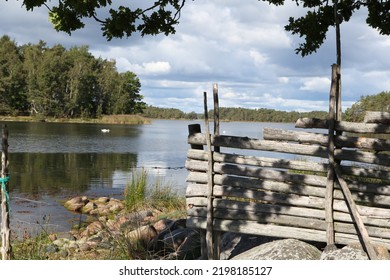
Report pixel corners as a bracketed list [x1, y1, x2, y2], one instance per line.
[0, 0, 389, 113]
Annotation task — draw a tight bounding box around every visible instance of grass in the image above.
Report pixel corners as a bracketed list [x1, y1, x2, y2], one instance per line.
[100, 114, 150, 125]
[9, 169, 186, 260]
[124, 169, 186, 213]
[124, 169, 149, 211]
[0, 114, 151, 125]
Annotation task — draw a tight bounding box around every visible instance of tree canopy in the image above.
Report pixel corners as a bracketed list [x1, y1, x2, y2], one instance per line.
[0, 35, 145, 118]
[267, 0, 390, 56]
[344, 91, 390, 122]
[21, 0, 186, 40]
[16, 0, 390, 55]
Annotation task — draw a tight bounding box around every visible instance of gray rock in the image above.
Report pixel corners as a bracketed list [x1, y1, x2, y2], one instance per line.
[232, 239, 322, 260]
[321, 242, 390, 260]
[44, 244, 59, 254]
[64, 196, 88, 212]
[220, 232, 279, 260]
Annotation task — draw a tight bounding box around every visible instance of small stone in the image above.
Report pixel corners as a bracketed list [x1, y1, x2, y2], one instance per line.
[64, 196, 88, 212]
[154, 219, 173, 233]
[82, 201, 96, 214]
[96, 197, 109, 204]
[127, 225, 158, 245]
[44, 244, 59, 254]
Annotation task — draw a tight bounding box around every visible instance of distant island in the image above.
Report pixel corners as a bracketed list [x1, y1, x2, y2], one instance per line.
[142, 91, 390, 123]
[141, 105, 328, 123]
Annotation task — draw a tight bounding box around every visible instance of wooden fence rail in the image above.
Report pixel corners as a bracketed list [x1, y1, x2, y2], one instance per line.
[185, 112, 390, 259]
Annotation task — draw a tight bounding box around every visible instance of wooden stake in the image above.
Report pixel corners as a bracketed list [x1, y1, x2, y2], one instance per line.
[204, 92, 215, 260]
[325, 64, 337, 247]
[1, 125, 11, 260]
[334, 164, 378, 260]
[213, 83, 220, 153]
[212, 83, 221, 259]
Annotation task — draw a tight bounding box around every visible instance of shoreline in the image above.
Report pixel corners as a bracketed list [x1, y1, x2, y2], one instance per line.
[0, 114, 152, 125]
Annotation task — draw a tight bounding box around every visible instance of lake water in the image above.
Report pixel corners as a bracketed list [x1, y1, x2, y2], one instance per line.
[1, 119, 299, 236]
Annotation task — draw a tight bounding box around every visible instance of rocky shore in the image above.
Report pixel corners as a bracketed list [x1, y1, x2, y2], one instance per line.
[42, 195, 390, 260]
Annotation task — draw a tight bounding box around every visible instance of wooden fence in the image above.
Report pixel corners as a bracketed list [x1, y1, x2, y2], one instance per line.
[185, 113, 390, 259]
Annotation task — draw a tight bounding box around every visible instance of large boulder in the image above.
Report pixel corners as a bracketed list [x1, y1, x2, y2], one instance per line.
[321, 242, 390, 260]
[220, 232, 279, 260]
[232, 239, 322, 260]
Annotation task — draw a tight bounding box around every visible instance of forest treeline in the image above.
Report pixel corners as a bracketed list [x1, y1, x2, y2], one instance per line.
[0, 35, 145, 118]
[2, 35, 387, 123]
[142, 105, 328, 123]
[344, 91, 390, 122]
[144, 91, 390, 123]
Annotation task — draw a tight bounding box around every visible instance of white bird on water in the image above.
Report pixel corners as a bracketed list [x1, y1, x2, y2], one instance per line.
[101, 129, 110, 133]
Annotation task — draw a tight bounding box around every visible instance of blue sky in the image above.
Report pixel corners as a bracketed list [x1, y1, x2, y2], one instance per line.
[1, 0, 389, 113]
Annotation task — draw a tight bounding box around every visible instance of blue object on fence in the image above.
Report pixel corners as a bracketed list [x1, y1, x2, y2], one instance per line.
[0, 176, 10, 208]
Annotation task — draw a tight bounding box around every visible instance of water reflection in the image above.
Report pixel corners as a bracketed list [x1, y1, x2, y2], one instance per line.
[9, 153, 138, 196]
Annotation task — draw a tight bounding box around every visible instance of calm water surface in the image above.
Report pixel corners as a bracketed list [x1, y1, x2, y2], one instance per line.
[1, 120, 299, 235]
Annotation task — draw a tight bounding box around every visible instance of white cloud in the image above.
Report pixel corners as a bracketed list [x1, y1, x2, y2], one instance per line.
[278, 77, 290, 84]
[299, 77, 331, 92]
[249, 49, 268, 66]
[132, 61, 171, 75]
[0, 1, 389, 113]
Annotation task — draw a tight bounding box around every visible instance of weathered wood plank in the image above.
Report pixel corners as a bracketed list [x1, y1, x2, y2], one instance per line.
[188, 207, 390, 239]
[186, 217, 390, 249]
[188, 133, 329, 157]
[186, 196, 390, 220]
[334, 149, 390, 166]
[187, 160, 328, 187]
[364, 111, 390, 124]
[295, 118, 329, 129]
[296, 118, 390, 134]
[188, 134, 390, 166]
[186, 180, 390, 207]
[187, 149, 390, 181]
[187, 205, 390, 229]
[263, 127, 328, 145]
[187, 170, 390, 198]
[187, 149, 328, 173]
[263, 127, 390, 151]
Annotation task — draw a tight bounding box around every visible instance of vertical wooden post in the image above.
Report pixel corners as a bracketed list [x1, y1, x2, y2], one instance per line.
[212, 83, 221, 259]
[333, 0, 342, 122]
[336, 66, 342, 122]
[213, 83, 220, 153]
[204, 92, 215, 260]
[325, 64, 337, 249]
[1, 125, 11, 260]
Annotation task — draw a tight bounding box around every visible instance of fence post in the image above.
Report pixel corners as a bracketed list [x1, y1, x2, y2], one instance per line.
[325, 64, 337, 249]
[203, 91, 216, 260]
[212, 83, 221, 259]
[1, 125, 11, 260]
